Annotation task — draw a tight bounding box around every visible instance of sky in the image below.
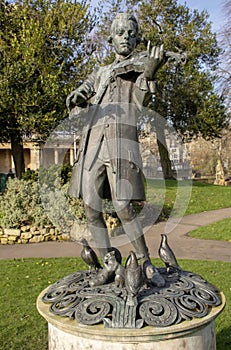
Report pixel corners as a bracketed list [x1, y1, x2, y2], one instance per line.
[178, 0, 225, 32]
[90, 0, 225, 34]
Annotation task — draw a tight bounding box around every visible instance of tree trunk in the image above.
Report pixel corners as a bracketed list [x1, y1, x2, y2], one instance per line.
[154, 118, 175, 180]
[157, 138, 175, 179]
[11, 134, 25, 178]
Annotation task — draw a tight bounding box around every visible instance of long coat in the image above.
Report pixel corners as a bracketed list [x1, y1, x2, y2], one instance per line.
[67, 51, 156, 201]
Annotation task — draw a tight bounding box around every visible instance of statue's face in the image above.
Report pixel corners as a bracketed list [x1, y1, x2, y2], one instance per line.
[112, 19, 138, 57]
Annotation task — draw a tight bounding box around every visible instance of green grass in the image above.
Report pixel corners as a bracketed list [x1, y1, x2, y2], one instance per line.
[146, 179, 231, 217]
[189, 218, 231, 241]
[1, 180, 231, 348]
[0, 258, 230, 350]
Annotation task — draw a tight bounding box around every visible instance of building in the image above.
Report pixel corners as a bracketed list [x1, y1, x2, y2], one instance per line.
[0, 138, 77, 175]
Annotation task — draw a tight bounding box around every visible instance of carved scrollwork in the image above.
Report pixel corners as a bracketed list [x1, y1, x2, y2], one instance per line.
[174, 293, 208, 319]
[159, 287, 184, 298]
[42, 288, 68, 303]
[139, 297, 178, 327]
[42, 266, 222, 329]
[192, 286, 221, 306]
[75, 298, 112, 325]
[50, 294, 82, 319]
[170, 276, 194, 291]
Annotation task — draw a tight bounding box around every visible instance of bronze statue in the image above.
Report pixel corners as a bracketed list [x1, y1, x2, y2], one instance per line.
[41, 14, 223, 331]
[66, 13, 168, 287]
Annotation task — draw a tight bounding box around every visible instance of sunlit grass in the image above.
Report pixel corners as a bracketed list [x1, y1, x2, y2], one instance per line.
[147, 179, 231, 217]
[189, 218, 231, 241]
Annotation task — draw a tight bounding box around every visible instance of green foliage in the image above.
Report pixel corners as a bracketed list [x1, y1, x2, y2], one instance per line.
[0, 0, 96, 176]
[61, 163, 73, 185]
[0, 168, 87, 230]
[22, 168, 39, 182]
[0, 0, 95, 139]
[0, 177, 50, 228]
[137, 0, 227, 140]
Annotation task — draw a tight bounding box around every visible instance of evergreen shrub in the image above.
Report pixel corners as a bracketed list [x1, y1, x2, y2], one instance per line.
[0, 165, 86, 231]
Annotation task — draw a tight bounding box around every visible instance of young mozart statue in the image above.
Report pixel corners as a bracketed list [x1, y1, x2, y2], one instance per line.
[66, 13, 167, 287]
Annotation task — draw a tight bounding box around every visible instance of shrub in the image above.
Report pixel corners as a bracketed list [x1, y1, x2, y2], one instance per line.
[21, 169, 38, 182]
[0, 177, 50, 228]
[0, 165, 86, 232]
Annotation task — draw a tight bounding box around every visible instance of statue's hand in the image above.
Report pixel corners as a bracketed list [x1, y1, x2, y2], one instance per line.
[144, 42, 166, 80]
[66, 81, 95, 109]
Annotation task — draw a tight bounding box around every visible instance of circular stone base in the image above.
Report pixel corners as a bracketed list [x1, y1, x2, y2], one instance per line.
[37, 289, 225, 350]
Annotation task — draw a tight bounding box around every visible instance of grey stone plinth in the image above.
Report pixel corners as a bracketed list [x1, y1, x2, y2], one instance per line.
[37, 288, 225, 350]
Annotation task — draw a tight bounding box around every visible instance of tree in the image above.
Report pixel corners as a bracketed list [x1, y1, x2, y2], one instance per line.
[136, 0, 227, 178]
[0, 0, 96, 177]
[218, 0, 231, 111]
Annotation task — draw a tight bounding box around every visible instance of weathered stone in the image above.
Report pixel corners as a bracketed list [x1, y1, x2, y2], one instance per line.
[17, 239, 22, 244]
[61, 234, 69, 241]
[40, 228, 48, 235]
[1, 238, 8, 244]
[44, 233, 51, 237]
[8, 240, 15, 245]
[33, 230, 41, 235]
[21, 225, 31, 232]
[21, 239, 29, 244]
[29, 235, 43, 243]
[8, 235, 17, 242]
[50, 228, 55, 235]
[4, 228, 21, 237]
[21, 232, 33, 240]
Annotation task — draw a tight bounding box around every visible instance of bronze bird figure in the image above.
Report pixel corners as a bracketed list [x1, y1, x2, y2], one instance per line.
[80, 238, 102, 271]
[125, 251, 144, 297]
[158, 234, 180, 273]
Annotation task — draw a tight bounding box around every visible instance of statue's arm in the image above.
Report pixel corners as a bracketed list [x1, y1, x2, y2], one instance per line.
[66, 69, 97, 112]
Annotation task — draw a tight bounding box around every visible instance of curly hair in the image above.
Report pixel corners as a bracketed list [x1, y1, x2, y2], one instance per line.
[108, 13, 141, 45]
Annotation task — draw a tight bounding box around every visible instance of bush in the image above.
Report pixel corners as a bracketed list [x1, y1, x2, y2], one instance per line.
[61, 164, 73, 184]
[0, 165, 86, 233]
[21, 169, 38, 182]
[0, 177, 50, 228]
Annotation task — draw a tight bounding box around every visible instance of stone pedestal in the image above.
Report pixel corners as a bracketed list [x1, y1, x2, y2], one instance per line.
[37, 288, 225, 350]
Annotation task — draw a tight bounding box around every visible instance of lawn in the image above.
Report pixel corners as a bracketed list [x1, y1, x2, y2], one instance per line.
[189, 217, 231, 241]
[147, 179, 231, 218]
[0, 258, 230, 350]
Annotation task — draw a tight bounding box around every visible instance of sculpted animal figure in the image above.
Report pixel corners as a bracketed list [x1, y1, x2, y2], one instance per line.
[158, 234, 180, 273]
[80, 238, 102, 271]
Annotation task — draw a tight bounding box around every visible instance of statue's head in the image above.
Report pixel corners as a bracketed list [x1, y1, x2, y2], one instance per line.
[108, 13, 141, 57]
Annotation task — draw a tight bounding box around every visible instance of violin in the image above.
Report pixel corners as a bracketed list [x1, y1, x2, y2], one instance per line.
[111, 49, 187, 77]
